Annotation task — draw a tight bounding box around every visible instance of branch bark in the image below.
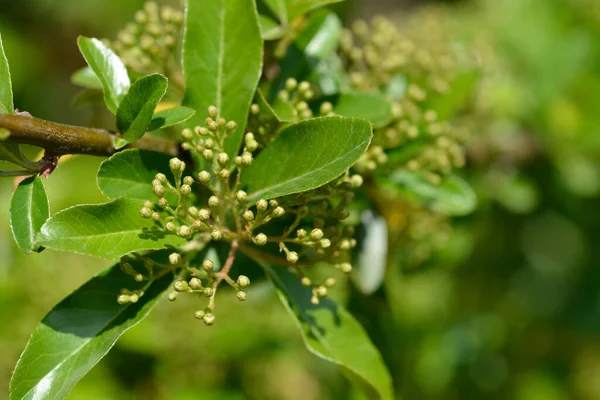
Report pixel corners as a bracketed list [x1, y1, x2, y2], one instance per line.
[0, 113, 179, 157]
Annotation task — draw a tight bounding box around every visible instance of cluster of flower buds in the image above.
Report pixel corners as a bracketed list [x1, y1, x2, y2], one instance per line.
[104, 2, 183, 79]
[338, 16, 473, 183]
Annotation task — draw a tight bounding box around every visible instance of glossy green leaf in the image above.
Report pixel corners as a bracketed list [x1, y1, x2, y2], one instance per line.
[183, 0, 263, 156]
[97, 149, 179, 203]
[148, 106, 196, 131]
[261, 261, 393, 400]
[10, 176, 49, 253]
[116, 74, 168, 142]
[383, 170, 477, 217]
[264, 0, 343, 22]
[352, 209, 388, 295]
[259, 14, 287, 40]
[70, 66, 102, 90]
[319, 92, 393, 128]
[37, 198, 186, 260]
[77, 36, 130, 114]
[256, 89, 296, 122]
[243, 116, 372, 201]
[0, 33, 14, 114]
[9, 261, 173, 400]
[296, 10, 342, 60]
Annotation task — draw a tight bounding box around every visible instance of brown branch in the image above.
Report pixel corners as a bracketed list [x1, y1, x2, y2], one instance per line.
[0, 113, 179, 157]
[213, 239, 239, 288]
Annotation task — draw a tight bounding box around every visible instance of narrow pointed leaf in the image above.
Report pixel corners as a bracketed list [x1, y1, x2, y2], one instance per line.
[10, 176, 50, 253]
[183, 0, 263, 156]
[243, 116, 372, 201]
[77, 36, 130, 114]
[295, 10, 341, 60]
[0, 33, 14, 114]
[261, 261, 394, 400]
[382, 170, 477, 217]
[148, 106, 196, 131]
[116, 74, 168, 142]
[97, 149, 180, 203]
[37, 198, 186, 260]
[70, 66, 102, 90]
[9, 262, 173, 400]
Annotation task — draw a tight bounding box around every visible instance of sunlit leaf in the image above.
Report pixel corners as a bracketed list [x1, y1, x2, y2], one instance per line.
[10, 176, 49, 253]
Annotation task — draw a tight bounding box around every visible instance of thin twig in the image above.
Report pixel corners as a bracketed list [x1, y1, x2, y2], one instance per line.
[213, 238, 239, 288]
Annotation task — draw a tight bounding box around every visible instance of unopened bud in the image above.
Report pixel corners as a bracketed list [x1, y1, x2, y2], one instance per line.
[174, 280, 189, 292]
[217, 152, 229, 166]
[236, 190, 248, 202]
[180, 184, 192, 196]
[310, 229, 324, 241]
[243, 210, 254, 221]
[203, 312, 215, 326]
[140, 207, 153, 218]
[211, 230, 222, 240]
[237, 291, 247, 301]
[208, 196, 220, 208]
[287, 251, 299, 264]
[257, 199, 268, 211]
[178, 225, 192, 238]
[253, 233, 268, 246]
[237, 275, 250, 288]
[169, 252, 181, 265]
[272, 207, 285, 218]
[198, 171, 211, 184]
[202, 259, 214, 272]
[189, 277, 202, 290]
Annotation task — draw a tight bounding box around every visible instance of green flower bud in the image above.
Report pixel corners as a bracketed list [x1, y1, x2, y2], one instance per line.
[203, 259, 214, 272]
[240, 152, 253, 166]
[117, 294, 130, 304]
[325, 278, 336, 287]
[226, 121, 237, 131]
[217, 152, 229, 166]
[166, 222, 177, 232]
[250, 103, 260, 115]
[297, 229, 307, 239]
[180, 184, 192, 196]
[298, 81, 311, 94]
[236, 190, 248, 202]
[246, 139, 259, 152]
[237, 275, 250, 288]
[310, 296, 320, 305]
[203, 312, 215, 326]
[188, 206, 199, 218]
[237, 291, 247, 301]
[350, 174, 364, 188]
[174, 280, 189, 292]
[168, 291, 178, 302]
[272, 207, 285, 218]
[198, 171, 211, 184]
[301, 277, 312, 287]
[253, 233, 268, 246]
[310, 228, 324, 241]
[285, 78, 298, 91]
[218, 169, 230, 181]
[316, 286, 328, 297]
[203, 149, 214, 161]
[257, 199, 268, 211]
[195, 126, 209, 136]
[269, 200, 279, 208]
[144, 200, 154, 209]
[208, 121, 219, 131]
[183, 176, 194, 185]
[320, 101, 333, 115]
[339, 239, 352, 251]
[153, 185, 165, 197]
[189, 277, 203, 290]
[169, 157, 183, 172]
[245, 132, 255, 142]
[217, 117, 226, 127]
[140, 207, 153, 218]
[208, 105, 218, 118]
[169, 252, 181, 265]
[152, 178, 162, 187]
[191, 220, 203, 231]
[182, 128, 193, 140]
[243, 210, 254, 221]
[211, 229, 222, 241]
[204, 138, 215, 149]
[129, 293, 139, 303]
[340, 262, 353, 273]
[198, 208, 211, 221]
[319, 238, 331, 249]
[134, 273, 144, 282]
[178, 225, 192, 238]
[287, 251, 299, 264]
[158, 197, 169, 209]
[194, 310, 205, 319]
[208, 196, 220, 208]
[203, 287, 214, 297]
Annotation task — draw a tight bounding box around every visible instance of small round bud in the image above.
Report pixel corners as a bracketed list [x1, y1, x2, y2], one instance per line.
[134, 273, 144, 282]
[297, 229, 307, 239]
[194, 310, 205, 319]
[191, 220, 203, 231]
[320, 101, 333, 115]
[340, 262, 353, 273]
[140, 207, 153, 218]
[298, 81, 311, 94]
[319, 238, 331, 249]
[183, 176, 194, 186]
[189, 277, 203, 290]
[203, 287, 214, 297]
[118, 294, 132, 305]
[129, 293, 139, 303]
[316, 286, 328, 297]
[178, 225, 192, 238]
[152, 178, 163, 187]
[169, 253, 181, 265]
[203, 313, 215, 326]
[269, 200, 279, 208]
[240, 152, 253, 166]
[203, 149, 214, 161]
[218, 169, 230, 181]
[257, 199, 268, 211]
[195, 126, 209, 136]
[188, 206, 199, 218]
[287, 251, 299, 264]
[211, 230, 222, 241]
[311, 296, 320, 305]
[198, 171, 211, 184]
[226, 121, 237, 131]
[155, 173, 167, 183]
[174, 280, 189, 292]
[144, 200, 154, 209]
[237, 291, 247, 301]
[310, 229, 324, 241]
[169, 157, 183, 172]
[243, 210, 255, 221]
[158, 197, 169, 209]
[198, 208, 211, 221]
[339, 239, 352, 251]
[153, 185, 165, 197]
[285, 78, 298, 91]
[250, 104, 260, 115]
[165, 222, 177, 232]
[208, 105, 218, 118]
[208, 121, 219, 131]
[168, 292, 178, 302]
[208, 196, 220, 208]
[204, 138, 215, 149]
[325, 278, 336, 287]
[301, 277, 312, 287]
[203, 259, 214, 272]
[180, 184, 192, 196]
[245, 132, 255, 142]
[350, 174, 364, 188]
[182, 128, 193, 140]
[272, 207, 286, 218]
[237, 275, 250, 288]
[246, 139, 259, 152]
[217, 152, 229, 166]
[218, 117, 226, 127]
[253, 233, 268, 246]
[236, 190, 248, 202]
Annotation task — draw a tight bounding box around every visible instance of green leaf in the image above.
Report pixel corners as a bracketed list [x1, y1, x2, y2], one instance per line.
[319, 92, 393, 128]
[261, 261, 393, 400]
[256, 89, 296, 122]
[243, 116, 372, 201]
[0, 142, 24, 165]
[352, 209, 388, 295]
[77, 36, 130, 114]
[148, 106, 196, 131]
[259, 14, 288, 40]
[70, 66, 102, 90]
[382, 170, 477, 217]
[116, 74, 168, 143]
[37, 198, 186, 260]
[295, 10, 342, 60]
[183, 0, 263, 156]
[0, 33, 14, 114]
[426, 68, 481, 120]
[264, 0, 343, 22]
[9, 261, 173, 400]
[10, 176, 49, 253]
[97, 149, 180, 203]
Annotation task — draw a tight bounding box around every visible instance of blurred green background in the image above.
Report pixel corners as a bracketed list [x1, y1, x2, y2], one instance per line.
[2, 0, 600, 399]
